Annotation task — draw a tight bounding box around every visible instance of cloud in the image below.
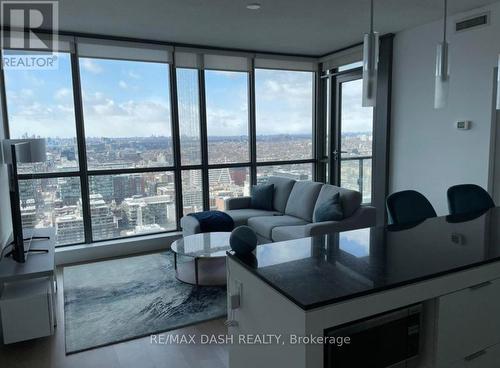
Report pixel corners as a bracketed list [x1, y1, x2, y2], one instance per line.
[339, 79, 373, 133]
[20, 88, 34, 98]
[254, 70, 314, 135]
[82, 91, 172, 138]
[128, 71, 141, 79]
[118, 80, 128, 89]
[8, 99, 77, 138]
[256, 70, 313, 104]
[54, 88, 71, 100]
[207, 107, 247, 136]
[81, 59, 103, 74]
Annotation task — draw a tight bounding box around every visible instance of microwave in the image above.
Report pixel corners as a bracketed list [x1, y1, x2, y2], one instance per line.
[324, 304, 422, 368]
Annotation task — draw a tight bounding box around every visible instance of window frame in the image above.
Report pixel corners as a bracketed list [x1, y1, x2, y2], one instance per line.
[75, 55, 179, 243]
[204, 68, 251, 166]
[1, 40, 319, 248]
[253, 67, 317, 182]
[254, 68, 316, 165]
[1, 49, 87, 247]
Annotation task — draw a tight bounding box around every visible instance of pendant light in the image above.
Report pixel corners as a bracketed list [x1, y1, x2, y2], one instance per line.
[496, 54, 500, 110]
[362, 0, 379, 107]
[435, 0, 449, 109]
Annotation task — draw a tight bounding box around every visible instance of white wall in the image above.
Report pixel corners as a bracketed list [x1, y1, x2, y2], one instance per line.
[390, 2, 500, 215]
[493, 106, 500, 204]
[0, 75, 12, 249]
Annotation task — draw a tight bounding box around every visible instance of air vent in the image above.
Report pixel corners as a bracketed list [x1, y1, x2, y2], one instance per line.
[455, 12, 489, 33]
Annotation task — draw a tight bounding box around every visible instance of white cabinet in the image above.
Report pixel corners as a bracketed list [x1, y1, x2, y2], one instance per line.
[446, 343, 500, 368]
[436, 278, 500, 367]
[0, 277, 54, 344]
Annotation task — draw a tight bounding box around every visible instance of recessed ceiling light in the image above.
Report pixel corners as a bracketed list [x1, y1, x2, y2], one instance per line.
[246, 3, 261, 10]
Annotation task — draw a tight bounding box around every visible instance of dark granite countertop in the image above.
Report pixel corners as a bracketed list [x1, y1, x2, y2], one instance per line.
[227, 208, 500, 310]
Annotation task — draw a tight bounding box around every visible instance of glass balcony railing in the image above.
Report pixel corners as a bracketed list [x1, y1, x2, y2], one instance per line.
[341, 156, 372, 204]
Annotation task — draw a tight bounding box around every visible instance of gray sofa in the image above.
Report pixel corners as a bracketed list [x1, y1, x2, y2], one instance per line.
[181, 176, 376, 243]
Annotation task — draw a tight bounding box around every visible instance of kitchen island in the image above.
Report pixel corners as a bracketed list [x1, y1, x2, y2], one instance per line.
[227, 208, 500, 368]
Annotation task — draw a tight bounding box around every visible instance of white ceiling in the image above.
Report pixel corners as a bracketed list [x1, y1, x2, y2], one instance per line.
[52, 0, 500, 56]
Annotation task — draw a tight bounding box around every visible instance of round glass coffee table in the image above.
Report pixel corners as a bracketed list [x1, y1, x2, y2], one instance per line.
[171, 232, 231, 286]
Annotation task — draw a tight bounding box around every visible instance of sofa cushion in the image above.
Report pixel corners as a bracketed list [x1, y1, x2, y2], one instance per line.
[248, 215, 308, 240]
[266, 176, 296, 213]
[271, 225, 308, 242]
[314, 192, 343, 222]
[225, 209, 280, 227]
[250, 184, 274, 210]
[313, 184, 362, 221]
[284, 181, 322, 222]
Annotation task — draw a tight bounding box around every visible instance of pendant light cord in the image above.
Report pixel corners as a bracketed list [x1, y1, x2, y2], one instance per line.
[443, 0, 448, 42]
[370, 0, 374, 33]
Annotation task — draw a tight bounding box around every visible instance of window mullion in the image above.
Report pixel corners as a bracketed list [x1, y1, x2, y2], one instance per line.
[198, 69, 210, 211]
[168, 63, 183, 230]
[313, 68, 321, 182]
[70, 48, 93, 244]
[249, 61, 257, 186]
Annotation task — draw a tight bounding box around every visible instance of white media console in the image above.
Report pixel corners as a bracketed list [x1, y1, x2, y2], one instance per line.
[0, 228, 57, 344]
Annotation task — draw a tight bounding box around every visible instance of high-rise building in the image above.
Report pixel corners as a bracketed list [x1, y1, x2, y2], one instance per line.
[89, 175, 114, 202]
[18, 180, 36, 206]
[121, 195, 174, 231]
[58, 178, 81, 206]
[182, 189, 203, 213]
[61, 147, 76, 161]
[113, 174, 145, 204]
[20, 199, 37, 229]
[209, 168, 232, 186]
[186, 170, 203, 188]
[85, 194, 116, 240]
[56, 215, 85, 245]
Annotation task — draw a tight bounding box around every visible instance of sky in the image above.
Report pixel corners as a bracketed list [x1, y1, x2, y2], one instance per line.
[205, 70, 249, 137]
[340, 79, 374, 134]
[4, 52, 372, 140]
[255, 69, 313, 136]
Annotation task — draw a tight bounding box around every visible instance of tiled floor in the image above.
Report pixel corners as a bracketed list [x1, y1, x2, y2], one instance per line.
[0, 268, 229, 368]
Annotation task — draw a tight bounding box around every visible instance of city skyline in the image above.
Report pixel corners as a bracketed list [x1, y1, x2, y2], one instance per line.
[16, 133, 371, 246]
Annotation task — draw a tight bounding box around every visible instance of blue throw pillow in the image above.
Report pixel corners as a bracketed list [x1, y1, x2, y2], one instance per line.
[251, 184, 274, 211]
[314, 193, 343, 222]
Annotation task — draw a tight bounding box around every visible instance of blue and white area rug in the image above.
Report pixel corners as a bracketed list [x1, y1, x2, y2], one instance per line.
[63, 252, 226, 354]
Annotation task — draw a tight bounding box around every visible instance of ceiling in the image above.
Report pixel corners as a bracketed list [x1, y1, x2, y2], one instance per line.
[50, 0, 500, 56]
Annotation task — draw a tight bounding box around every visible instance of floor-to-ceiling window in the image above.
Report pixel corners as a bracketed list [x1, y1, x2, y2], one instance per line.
[176, 68, 204, 215]
[205, 70, 250, 209]
[2, 38, 318, 247]
[3, 51, 85, 246]
[255, 68, 315, 182]
[78, 55, 177, 241]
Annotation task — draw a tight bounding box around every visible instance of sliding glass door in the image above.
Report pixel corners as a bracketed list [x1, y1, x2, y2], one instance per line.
[328, 68, 374, 204]
[322, 36, 392, 222]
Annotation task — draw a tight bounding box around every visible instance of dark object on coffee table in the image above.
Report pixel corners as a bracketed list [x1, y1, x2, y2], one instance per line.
[230, 226, 257, 255]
